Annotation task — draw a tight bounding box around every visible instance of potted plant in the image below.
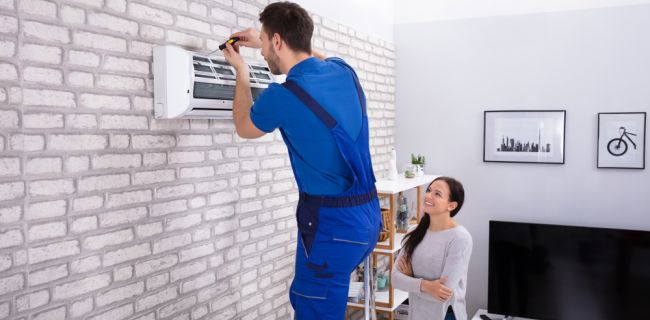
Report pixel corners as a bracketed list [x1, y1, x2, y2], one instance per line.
[411, 153, 426, 176]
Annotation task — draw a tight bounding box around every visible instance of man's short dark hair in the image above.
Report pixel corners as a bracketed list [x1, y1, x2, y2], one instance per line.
[259, 1, 313, 53]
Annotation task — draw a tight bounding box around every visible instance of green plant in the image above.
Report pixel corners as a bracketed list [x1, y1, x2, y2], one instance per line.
[410, 153, 426, 165]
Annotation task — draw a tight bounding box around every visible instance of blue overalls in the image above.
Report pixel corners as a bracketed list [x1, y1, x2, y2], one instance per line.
[281, 66, 381, 320]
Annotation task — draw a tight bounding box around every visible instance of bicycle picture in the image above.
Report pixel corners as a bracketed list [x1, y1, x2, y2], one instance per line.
[598, 112, 646, 169]
[607, 126, 637, 156]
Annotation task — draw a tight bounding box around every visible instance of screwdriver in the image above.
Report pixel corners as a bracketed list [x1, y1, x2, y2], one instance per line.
[206, 37, 241, 56]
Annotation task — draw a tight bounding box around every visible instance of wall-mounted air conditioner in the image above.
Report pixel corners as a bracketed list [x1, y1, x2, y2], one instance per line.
[153, 45, 277, 119]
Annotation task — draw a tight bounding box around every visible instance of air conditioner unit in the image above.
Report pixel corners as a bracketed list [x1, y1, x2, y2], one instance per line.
[153, 45, 277, 119]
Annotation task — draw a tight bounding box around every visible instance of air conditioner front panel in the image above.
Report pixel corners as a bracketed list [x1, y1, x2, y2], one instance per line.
[191, 98, 232, 109]
[184, 108, 231, 119]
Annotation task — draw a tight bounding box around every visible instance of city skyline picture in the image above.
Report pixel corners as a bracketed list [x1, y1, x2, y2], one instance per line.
[497, 128, 552, 153]
[484, 110, 566, 164]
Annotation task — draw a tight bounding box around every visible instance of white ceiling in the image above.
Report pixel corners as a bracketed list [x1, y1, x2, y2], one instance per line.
[296, 0, 650, 42]
[296, 0, 394, 41]
[394, 0, 650, 23]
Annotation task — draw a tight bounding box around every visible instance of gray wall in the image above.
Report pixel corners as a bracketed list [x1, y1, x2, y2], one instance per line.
[0, 1, 395, 319]
[395, 4, 650, 315]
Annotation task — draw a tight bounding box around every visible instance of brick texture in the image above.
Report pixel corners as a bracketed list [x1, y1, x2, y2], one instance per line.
[0, 1, 394, 320]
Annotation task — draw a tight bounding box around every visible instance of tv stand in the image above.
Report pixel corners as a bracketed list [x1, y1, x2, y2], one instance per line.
[472, 309, 538, 320]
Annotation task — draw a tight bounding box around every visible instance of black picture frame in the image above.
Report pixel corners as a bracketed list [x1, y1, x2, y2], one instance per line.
[483, 110, 566, 164]
[597, 112, 646, 169]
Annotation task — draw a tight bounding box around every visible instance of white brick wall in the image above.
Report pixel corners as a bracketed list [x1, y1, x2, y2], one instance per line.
[0, 1, 394, 319]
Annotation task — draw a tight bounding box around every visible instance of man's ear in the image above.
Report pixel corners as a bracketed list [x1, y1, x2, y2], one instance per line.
[272, 33, 282, 50]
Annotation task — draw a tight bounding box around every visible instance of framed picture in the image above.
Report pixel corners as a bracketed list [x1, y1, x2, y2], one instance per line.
[483, 110, 566, 164]
[597, 112, 646, 169]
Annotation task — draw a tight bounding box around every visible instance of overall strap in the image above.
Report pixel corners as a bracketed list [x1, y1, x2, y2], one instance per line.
[282, 61, 367, 127]
[282, 80, 337, 129]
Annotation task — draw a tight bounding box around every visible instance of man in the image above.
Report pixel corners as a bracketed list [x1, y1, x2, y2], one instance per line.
[222, 2, 381, 319]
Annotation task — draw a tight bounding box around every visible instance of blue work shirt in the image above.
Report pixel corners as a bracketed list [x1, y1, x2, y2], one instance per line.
[250, 57, 363, 195]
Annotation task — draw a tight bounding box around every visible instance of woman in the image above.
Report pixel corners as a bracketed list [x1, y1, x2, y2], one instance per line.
[391, 176, 473, 320]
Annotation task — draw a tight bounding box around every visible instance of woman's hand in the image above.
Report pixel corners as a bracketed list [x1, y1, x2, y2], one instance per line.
[229, 28, 262, 49]
[397, 256, 413, 276]
[420, 276, 453, 302]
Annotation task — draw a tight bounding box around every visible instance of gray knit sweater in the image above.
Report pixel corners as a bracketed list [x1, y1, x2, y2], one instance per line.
[391, 226, 473, 320]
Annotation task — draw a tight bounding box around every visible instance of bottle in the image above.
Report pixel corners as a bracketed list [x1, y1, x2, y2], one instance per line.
[397, 193, 409, 233]
[388, 148, 399, 180]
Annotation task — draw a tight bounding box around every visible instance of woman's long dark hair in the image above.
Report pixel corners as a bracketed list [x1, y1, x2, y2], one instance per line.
[401, 176, 465, 262]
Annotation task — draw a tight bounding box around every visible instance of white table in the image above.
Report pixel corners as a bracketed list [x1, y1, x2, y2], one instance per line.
[375, 174, 438, 195]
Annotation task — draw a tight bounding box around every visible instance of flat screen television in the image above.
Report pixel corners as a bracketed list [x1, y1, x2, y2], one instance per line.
[488, 220, 650, 320]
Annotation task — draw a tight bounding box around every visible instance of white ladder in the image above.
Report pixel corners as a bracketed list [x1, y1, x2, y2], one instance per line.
[363, 255, 377, 320]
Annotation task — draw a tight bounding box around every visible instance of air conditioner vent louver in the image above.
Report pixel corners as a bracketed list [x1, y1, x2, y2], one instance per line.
[191, 54, 272, 84]
[154, 45, 279, 119]
[192, 56, 210, 63]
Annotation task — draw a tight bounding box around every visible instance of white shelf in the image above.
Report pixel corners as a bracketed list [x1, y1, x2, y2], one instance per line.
[374, 224, 417, 254]
[347, 288, 409, 312]
[375, 174, 438, 194]
[376, 288, 409, 311]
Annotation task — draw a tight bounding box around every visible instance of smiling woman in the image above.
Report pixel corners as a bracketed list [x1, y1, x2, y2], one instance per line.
[391, 176, 473, 320]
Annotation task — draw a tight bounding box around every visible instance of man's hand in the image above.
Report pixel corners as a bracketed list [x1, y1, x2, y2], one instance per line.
[222, 42, 248, 73]
[420, 276, 453, 302]
[230, 28, 262, 49]
[223, 41, 264, 140]
[397, 256, 413, 277]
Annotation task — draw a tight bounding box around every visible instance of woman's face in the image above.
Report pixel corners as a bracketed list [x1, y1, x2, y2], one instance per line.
[424, 180, 456, 217]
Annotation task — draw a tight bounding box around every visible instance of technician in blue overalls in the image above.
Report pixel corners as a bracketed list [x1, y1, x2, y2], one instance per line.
[222, 2, 381, 319]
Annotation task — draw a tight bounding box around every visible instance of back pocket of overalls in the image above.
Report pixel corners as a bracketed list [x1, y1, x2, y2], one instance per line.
[332, 225, 370, 245]
[291, 279, 328, 300]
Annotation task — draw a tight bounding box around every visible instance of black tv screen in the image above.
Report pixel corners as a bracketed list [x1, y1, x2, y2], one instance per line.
[488, 221, 650, 320]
